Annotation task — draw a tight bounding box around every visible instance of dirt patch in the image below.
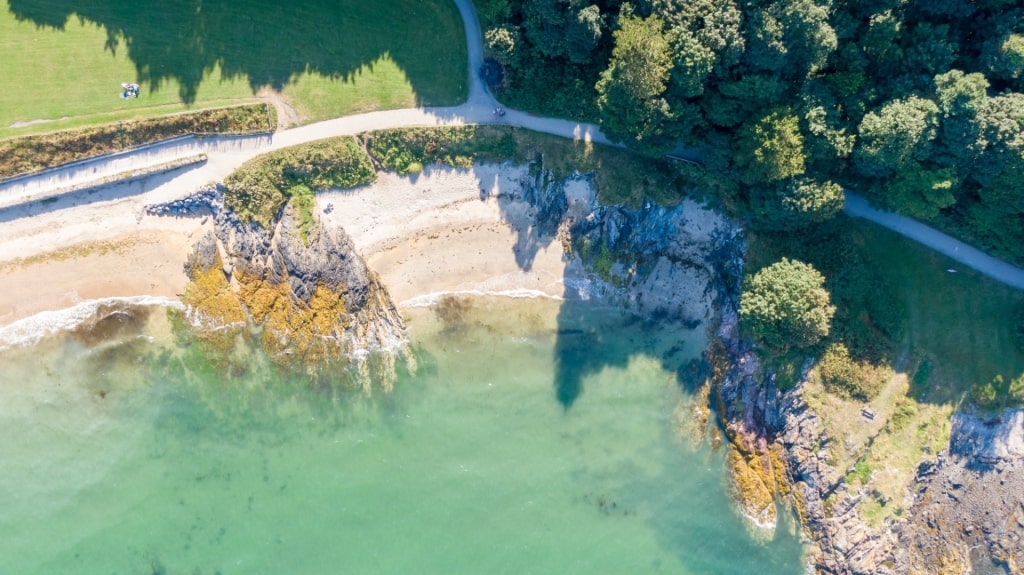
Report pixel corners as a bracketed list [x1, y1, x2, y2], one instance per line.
[258, 89, 301, 129]
[8, 117, 63, 129]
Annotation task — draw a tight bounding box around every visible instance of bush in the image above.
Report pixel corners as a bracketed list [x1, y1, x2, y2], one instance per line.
[846, 457, 873, 485]
[363, 126, 518, 173]
[820, 343, 861, 396]
[224, 136, 375, 228]
[819, 342, 884, 400]
[1013, 303, 1024, 354]
[887, 396, 919, 433]
[971, 373, 1024, 411]
[0, 103, 273, 179]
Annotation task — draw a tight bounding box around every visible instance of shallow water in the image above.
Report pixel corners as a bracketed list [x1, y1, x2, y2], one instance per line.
[0, 296, 803, 575]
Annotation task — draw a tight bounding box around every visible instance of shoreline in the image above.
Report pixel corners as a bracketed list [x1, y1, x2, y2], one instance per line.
[0, 164, 576, 333]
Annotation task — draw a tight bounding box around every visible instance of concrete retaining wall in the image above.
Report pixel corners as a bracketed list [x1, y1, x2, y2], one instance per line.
[0, 133, 272, 208]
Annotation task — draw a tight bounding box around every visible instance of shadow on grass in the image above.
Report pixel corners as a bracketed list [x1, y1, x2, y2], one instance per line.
[7, 0, 466, 105]
[747, 216, 1024, 409]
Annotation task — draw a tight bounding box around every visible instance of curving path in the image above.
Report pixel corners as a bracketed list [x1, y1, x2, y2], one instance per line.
[0, 0, 611, 210]
[843, 193, 1024, 290]
[1, 0, 1022, 291]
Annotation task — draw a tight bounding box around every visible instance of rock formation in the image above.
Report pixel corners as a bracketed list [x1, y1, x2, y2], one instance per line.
[712, 302, 1024, 574]
[154, 185, 409, 393]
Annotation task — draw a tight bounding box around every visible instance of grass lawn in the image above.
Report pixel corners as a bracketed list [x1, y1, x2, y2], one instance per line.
[0, 0, 466, 139]
[854, 219, 1024, 405]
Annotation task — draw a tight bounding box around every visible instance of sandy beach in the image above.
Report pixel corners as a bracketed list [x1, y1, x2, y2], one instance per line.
[0, 163, 575, 329]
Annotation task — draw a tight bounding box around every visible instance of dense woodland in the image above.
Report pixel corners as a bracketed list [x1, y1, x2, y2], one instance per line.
[477, 0, 1024, 266]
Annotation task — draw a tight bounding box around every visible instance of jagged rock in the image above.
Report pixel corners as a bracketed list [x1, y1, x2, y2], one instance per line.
[713, 294, 1024, 574]
[895, 409, 1024, 574]
[176, 183, 409, 392]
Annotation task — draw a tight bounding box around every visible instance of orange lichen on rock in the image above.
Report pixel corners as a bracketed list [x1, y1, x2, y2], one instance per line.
[235, 272, 349, 362]
[726, 446, 778, 530]
[181, 249, 245, 327]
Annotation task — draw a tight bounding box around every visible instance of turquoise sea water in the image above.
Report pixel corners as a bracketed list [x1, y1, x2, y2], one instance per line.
[0, 296, 803, 575]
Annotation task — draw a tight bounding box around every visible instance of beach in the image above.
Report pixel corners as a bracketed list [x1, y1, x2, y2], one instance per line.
[0, 163, 575, 328]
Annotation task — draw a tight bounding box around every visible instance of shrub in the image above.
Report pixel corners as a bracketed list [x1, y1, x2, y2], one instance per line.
[0, 103, 273, 179]
[971, 373, 1024, 411]
[846, 457, 872, 485]
[1013, 303, 1024, 354]
[739, 258, 836, 350]
[887, 397, 919, 433]
[819, 342, 884, 400]
[224, 136, 375, 228]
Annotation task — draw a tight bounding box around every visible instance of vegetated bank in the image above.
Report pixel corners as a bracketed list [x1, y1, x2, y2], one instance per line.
[0, 103, 275, 180]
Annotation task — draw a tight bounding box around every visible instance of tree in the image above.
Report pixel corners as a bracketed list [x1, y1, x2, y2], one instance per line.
[522, 0, 604, 64]
[854, 95, 939, 179]
[983, 32, 1024, 91]
[739, 258, 836, 350]
[901, 23, 958, 87]
[934, 70, 989, 118]
[645, 0, 745, 69]
[745, 0, 837, 78]
[961, 93, 1024, 258]
[666, 27, 716, 99]
[972, 93, 1024, 194]
[885, 166, 957, 219]
[932, 70, 988, 169]
[485, 25, 522, 67]
[749, 177, 845, 230]
[596, 12, 678, 151]
[735, 108, 807, 185]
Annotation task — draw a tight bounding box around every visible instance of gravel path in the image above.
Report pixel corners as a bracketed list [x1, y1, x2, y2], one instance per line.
[844, 193, 1024, 290]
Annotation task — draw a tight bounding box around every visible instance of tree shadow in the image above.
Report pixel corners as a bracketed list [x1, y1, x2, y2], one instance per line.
[7, 0, 466, 105]
[464, 158, 738, 411]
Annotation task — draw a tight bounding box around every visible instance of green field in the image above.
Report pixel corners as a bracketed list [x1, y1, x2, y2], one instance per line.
[854, 220, 1024, 405]
[0, 0, 466, 139]
[747, 215, 1024, 407]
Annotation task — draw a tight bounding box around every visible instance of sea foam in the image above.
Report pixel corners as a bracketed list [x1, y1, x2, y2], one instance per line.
[0, 296, 183, 350]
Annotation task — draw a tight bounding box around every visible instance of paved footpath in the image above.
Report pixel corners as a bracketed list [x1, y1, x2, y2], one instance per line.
[844, 193, 1024, 290]
[2, 0, 1022, 291]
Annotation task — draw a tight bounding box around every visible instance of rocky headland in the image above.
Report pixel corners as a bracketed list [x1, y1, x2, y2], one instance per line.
[151, 185, 409, 392]
[712, 303, 1024, 574]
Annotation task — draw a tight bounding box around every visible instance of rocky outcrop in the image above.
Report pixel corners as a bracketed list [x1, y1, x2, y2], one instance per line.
[153, 184, 409, 392]
[505, 169, 744, 330]
[894, 410, 1024, 574]
[713, 298, 1024, 574]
